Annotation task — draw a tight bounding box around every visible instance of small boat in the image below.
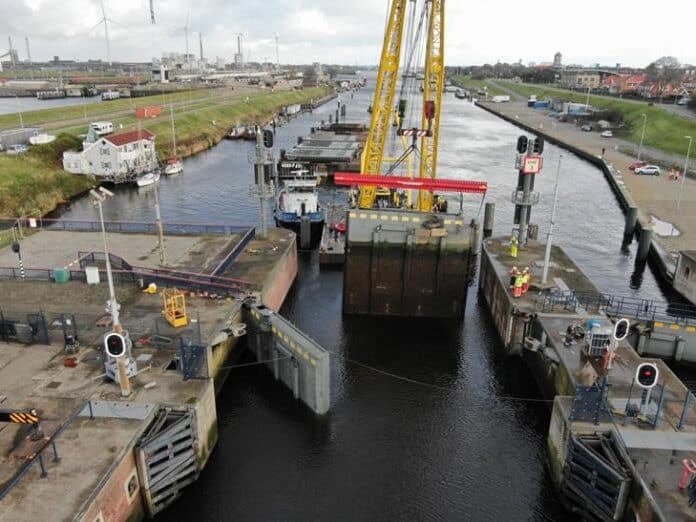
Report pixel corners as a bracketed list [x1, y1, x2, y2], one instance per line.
[273, 176, 325, 249]
[164, 158, 183, 175]
[226, 126, 257, 141]
[29, 133, 56, 145]
[136, 171, 160, 187]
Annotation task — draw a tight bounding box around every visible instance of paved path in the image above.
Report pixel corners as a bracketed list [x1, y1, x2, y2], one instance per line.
[479, 101, 696, 258]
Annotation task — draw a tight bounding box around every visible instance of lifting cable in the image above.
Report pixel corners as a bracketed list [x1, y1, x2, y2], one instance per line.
[216, 346, 553, 405]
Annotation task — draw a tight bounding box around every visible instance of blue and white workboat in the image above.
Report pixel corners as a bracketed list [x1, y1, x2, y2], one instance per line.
[273, 176, 325, 249]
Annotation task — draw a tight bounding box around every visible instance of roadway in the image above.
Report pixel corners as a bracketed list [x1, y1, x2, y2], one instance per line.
[478, 100, 696, 258]
[489, 80, 696, 120]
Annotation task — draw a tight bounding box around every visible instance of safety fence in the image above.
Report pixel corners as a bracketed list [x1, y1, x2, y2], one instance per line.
[537, 289, 696, 326]
[0, 217, 253, 238]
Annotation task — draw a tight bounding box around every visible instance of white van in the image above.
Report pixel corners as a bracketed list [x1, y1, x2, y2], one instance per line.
[90, 121, 113, 136]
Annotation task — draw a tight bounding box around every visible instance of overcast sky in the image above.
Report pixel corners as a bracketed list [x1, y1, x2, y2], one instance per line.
[1, 0, 694, 67]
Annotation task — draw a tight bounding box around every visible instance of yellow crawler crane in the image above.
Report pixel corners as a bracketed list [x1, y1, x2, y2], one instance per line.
[338, 0, 487, 319]
[358, 0, 445, 212]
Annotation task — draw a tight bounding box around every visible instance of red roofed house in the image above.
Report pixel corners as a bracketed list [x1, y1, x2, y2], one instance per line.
[602, 74, 624, 94]
[63, 128, 157, 181]
[621, 74, 647, 95]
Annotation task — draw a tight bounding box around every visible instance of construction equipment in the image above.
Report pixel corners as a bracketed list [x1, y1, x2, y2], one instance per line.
[339, 0, 487, 319]
[163, 288, 188, 328]
[0, 408, 40, 425]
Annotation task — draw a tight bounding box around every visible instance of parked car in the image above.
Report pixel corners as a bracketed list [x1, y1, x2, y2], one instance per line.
[635, 165, 661, 176]
[581, 124, 593, 132]
[5, 144, 28, 155]
[677, 97, 689, 106]
[629, 161, 648, 171]
[600, 130, 613, 138]
[547, 112, 559, 118]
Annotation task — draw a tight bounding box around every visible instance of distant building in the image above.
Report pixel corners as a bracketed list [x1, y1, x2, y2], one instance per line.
[674, 252, 696, 305]
[63, 129, 157, 181]
[560, 70, 602, 90]
[553, 52, 562, 68]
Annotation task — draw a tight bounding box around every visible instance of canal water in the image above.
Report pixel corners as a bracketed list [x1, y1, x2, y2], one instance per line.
[52, 78, 666, 520]
[0, 96, 101, 116]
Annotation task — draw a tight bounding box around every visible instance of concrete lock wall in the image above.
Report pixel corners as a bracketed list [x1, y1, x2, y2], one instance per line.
[78, 443, 145, 522]
[478, 245, 517, 351]
[262, 235, 298, 312]
[344, 209, 476, 318]
[244, 303, 330, 415]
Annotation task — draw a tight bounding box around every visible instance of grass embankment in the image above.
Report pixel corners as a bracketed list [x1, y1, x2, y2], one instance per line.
[0, 134, 96, 217]
[450, 76, 507, 97]
[497, 81, 695, 156]
[147, 87, 331, 159]
[0, 86, 333, 216]
[0, 87, 236, 131]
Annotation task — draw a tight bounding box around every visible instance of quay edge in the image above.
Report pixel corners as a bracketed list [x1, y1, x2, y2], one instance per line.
[479, 236, 696, 520]
[0, 226, 300, 521]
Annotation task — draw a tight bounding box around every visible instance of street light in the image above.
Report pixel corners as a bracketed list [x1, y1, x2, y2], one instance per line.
[676, 136, 693, 214]
[585, 85, 591, 108]
[89, 186, 133, 396]
[637, 114, 647, 161]
[542, 154, 563, 285]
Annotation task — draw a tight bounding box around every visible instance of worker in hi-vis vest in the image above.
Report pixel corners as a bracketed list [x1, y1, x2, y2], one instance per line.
[510, 236, 518, 258]
[522, 267, 531, 294]
[513, 273, 524, 298]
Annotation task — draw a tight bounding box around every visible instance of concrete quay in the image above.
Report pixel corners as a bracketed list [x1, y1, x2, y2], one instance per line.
[475, 100, 696, 288]
[0, 223, 300, 521]
[480, 236, 696, 520]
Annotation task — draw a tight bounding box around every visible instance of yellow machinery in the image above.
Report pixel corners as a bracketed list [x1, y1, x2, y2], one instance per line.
[162, 288, 188, 328]
[358, 0, 445, 212]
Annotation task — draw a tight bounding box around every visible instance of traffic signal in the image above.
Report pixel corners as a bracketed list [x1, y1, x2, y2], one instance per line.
[262, 129, 274, 149]
[104, 332, 126, 358]
[613, 318, 630, 341]
[11, 241, 20, 254]
[516, 135, 528, 154]
[635, 362, 659, 389]
[532, 137, 544, 155]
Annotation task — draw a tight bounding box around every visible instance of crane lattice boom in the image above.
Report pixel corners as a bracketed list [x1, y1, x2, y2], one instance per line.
[359, 0, 447, 212]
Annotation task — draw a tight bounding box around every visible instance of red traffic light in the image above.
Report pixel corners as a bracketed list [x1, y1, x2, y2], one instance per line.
[104, 332, 126, 358]
[635, 362, 659, 389]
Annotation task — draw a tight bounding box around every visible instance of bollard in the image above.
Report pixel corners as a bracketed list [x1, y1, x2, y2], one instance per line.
[635, 228, 652, 265]
[623, 206, 638, 238]
[483, 202, 495, 239]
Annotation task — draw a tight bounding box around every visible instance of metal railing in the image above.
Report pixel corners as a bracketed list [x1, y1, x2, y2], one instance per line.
[0, 218, 252, 237]
[537, 289, 696, 326]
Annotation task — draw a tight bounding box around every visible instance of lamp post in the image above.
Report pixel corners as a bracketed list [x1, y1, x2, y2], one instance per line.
[542, 154, 563, 285]
[676, 136, 693, 214]
[89, 187, 132, 396]
[15, 96, 24, 129]
[585, 85, 591, 108]
[637, 113, 647, 161]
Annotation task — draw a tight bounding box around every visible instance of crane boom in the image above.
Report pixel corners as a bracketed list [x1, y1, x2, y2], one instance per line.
[418, 0, 445, 212]
[359, 0, 408, 209]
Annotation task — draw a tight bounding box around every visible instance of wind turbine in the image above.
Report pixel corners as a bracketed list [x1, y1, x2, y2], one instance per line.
[275, 33, 280, 69]
[88, 0, 116, 65]
[182, 12, 191, 70]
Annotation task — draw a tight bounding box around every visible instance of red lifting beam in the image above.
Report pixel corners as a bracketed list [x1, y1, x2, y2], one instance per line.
[334, 172, 488, 194]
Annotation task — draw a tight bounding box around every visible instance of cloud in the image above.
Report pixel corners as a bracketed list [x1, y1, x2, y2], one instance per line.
[0, 0, 693, 66]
